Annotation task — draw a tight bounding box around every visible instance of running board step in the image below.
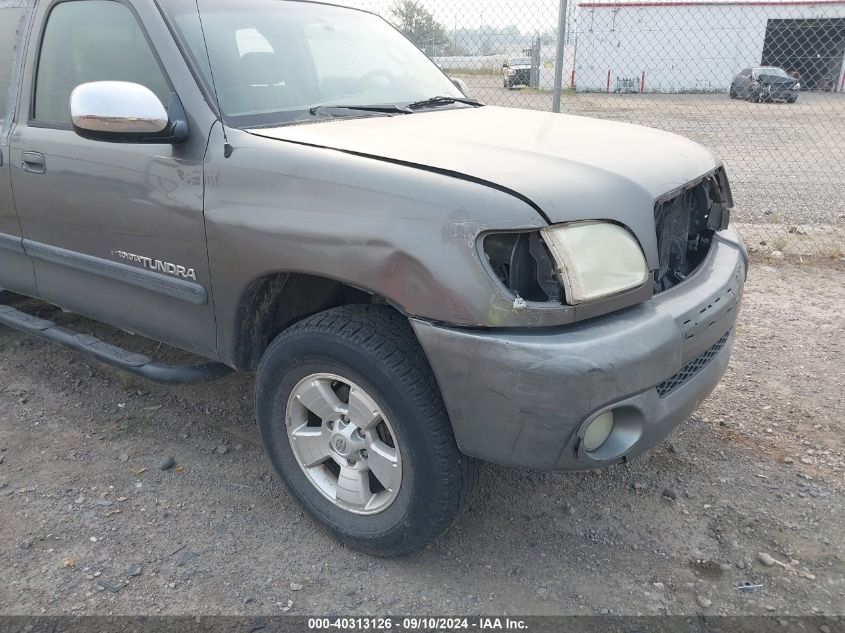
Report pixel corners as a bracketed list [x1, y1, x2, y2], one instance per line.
[0, 304, 232, 384]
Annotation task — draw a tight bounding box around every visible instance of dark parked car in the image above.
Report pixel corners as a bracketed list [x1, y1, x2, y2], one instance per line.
[502, 57, 532, 89]
[730, 66, 799, 103]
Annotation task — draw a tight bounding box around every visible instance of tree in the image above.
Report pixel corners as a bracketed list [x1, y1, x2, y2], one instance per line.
[390, 0, 447, 53]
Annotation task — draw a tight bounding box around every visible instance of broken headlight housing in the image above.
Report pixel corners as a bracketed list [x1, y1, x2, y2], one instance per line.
[483, 221, 648, 305]
[482, 231, 562, 302]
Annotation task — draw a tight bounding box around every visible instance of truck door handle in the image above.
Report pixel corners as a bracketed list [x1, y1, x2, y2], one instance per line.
[21, 152, 46, 174]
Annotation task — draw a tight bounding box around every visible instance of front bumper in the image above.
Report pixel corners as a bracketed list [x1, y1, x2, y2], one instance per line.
[507, 70, 531, 85]
[761, 86, 797, 100]
[412, 228, 747, 471]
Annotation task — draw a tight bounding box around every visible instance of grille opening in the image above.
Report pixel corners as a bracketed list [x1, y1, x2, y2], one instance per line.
[656, 331, 731, 397]
[653, 170, 731, 293]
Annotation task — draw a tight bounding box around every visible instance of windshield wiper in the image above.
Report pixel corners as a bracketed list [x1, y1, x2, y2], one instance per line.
[406, 96, 483, 110]
[309, 104, 412, 116]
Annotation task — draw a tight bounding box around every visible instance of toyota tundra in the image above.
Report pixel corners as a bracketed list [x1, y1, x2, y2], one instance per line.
[0, 0, 746, 555]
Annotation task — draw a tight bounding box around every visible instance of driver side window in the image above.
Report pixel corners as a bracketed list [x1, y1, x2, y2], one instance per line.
[34, 0, 170, 124]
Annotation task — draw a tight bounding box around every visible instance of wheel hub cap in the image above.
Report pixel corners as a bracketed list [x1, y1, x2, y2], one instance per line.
[330, 422, 365, 459]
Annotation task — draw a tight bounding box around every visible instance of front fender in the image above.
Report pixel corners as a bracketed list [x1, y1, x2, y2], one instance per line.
[204, 126, 575, 365]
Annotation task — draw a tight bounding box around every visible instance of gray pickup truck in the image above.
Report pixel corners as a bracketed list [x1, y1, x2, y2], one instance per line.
[0, 0, 746, 555]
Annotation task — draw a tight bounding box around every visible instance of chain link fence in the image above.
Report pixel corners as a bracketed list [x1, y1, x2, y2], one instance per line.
[341, 0, 845, 258]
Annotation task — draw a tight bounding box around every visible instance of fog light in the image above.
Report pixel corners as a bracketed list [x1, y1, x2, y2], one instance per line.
[583, 411, 614, 451]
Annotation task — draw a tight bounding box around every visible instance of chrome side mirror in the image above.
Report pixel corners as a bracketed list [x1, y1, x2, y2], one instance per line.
[70, 81, 187, 144]
[450, 77, 469, 96]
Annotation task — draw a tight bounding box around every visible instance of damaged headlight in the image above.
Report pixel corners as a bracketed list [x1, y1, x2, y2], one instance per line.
[482, 221, 648, 305]
[541, 221, 648, 304]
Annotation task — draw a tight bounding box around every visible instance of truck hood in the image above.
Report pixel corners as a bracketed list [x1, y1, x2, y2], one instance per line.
[758, 75, 796, 85]
[248, 106, 721, 262]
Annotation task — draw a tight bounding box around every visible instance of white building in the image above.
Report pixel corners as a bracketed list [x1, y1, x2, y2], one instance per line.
[571, 0, 845, 93]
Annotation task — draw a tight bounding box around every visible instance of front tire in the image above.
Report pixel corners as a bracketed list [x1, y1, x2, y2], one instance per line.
[255, 304, 478, 556]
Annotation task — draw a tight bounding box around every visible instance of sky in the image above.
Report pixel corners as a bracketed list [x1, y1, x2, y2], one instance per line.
[335, 0, 845, 34]
[336, 0, 564, 33]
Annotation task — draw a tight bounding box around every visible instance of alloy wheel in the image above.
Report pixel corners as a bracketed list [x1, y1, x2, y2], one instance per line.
[285, 373, 402, 514]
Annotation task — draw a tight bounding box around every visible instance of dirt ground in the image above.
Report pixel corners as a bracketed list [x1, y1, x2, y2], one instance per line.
[0, 257, 842, 617]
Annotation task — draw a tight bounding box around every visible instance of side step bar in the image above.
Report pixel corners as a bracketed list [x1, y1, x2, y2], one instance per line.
[0, 304, 233, 385]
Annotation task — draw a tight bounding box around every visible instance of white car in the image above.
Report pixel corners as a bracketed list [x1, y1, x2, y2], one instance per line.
[502, 57, 532, 89]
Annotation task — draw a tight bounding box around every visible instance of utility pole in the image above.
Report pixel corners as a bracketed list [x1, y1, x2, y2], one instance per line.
[530, 35, 541, 90]
[552, 0, 569, 113]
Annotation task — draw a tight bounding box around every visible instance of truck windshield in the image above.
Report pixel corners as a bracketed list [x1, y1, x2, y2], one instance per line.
[165, 0, 464, 128]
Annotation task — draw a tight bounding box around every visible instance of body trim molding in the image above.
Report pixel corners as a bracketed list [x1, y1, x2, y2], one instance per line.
[16, 237, 208, 305]
[0, 232, 26, 254]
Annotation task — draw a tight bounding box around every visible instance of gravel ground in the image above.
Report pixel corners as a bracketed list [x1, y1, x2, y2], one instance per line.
[0, 258, 843, 617]
[459, 75, 845, 233]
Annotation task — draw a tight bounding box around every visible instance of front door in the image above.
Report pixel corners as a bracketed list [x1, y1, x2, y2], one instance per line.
[736, 68, 752, 96]
[9, 0, 217, 356]
[0, 1, 36, 296]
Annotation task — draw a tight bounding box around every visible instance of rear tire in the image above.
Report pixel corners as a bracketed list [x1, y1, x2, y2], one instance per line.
[255, 304, 479, 556]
